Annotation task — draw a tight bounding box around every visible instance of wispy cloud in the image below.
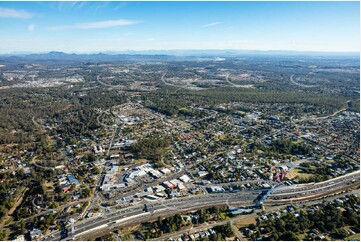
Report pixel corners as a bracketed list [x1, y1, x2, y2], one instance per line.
[56, 2, 88, 11]
[95, 2, 109, 10]
[201, 22, 221, 28]
[114, 2, 128, 11]
[48, 19, 140, 31]
[70, 1, 87, 10]
[27, 24, 35, 32]
[0, 7, 33, 19]
[75, 2, 88, 10]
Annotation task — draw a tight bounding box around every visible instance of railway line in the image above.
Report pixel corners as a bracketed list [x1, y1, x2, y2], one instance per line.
[41, 170, 359, 241]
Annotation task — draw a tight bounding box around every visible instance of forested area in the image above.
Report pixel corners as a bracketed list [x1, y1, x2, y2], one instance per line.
[136, 206, 231, 240]
[0, 85, 128, 145]
[131, 134, 171, 166]
[297, 157, 358, 183]
[251, 195, 360, 241]
[141, 85, 356, 118]
[266, 139, 313, 156]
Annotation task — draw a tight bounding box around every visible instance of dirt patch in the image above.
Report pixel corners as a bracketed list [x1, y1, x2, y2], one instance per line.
[286, 168, 313, 179]
[233, 215, 256, 227]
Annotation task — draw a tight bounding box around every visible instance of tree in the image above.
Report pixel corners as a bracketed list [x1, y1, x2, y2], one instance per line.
[20, 219, 26, 234]
[81, 186, 91, 198]
[270, 232, 279, 240]
[0, 205, 8, 219]
[87, 153, 96, 162]
[0, 230, 5, 240]
[70, 184, 76, 191]
[280, 231, 298, 241]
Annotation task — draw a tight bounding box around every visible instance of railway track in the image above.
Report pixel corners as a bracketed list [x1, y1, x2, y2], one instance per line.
[266, 183, 360, 205]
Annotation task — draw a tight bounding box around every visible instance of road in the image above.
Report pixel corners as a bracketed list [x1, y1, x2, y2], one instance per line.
[0, 187, 28, 228]
[271, 170, 360, 197]
[160, 73, 200, 92]
[97, 74, 121, 88]
[4, 197, 92, 227]
[43, 191, 260, 241]
[224, 73, 243, 88]
[42, 170, 359, 241]
[84, 114, 120, 216]
[290, 74, 318, 88]
[96, 109, 116, 129]
[294, 99, 349, 123]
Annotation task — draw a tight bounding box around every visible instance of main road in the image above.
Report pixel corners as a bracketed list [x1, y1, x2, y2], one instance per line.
[44, 190, 259, 241]
[42, 170, 359, 241]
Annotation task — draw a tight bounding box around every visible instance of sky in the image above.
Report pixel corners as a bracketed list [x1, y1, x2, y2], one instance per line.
[0, 1, 359, 53]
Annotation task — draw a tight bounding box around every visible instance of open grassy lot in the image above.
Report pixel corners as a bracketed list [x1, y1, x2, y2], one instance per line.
[346, 233, 360, 241]
[233, 215, 256, 227]
[286, 168, 313, 179]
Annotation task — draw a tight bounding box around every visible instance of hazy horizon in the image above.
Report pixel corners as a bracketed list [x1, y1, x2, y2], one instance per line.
[1, 49, 360, 57]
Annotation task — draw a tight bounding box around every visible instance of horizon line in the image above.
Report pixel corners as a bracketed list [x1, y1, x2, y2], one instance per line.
[1, 49, 360, 55]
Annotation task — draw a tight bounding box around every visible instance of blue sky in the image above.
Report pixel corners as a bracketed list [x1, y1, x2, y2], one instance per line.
[0, 1, 359, 53]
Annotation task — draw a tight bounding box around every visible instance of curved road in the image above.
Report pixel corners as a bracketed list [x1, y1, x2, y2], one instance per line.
[290, 74, 319, 88]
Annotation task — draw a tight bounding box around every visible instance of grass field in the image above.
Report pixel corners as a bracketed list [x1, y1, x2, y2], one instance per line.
[286, 168, 313, 179]
[346, 233, 360, 241]
[233, 215, 256, 227]
[134, 158, 147, 164]
[42, 182, 54, 192]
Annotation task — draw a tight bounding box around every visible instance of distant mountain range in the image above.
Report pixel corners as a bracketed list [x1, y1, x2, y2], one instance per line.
[0, 50, 358, 66]
[0, 51, 175, 63]
[1, 49, 359, 58]
[101, 49, 360, 57]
